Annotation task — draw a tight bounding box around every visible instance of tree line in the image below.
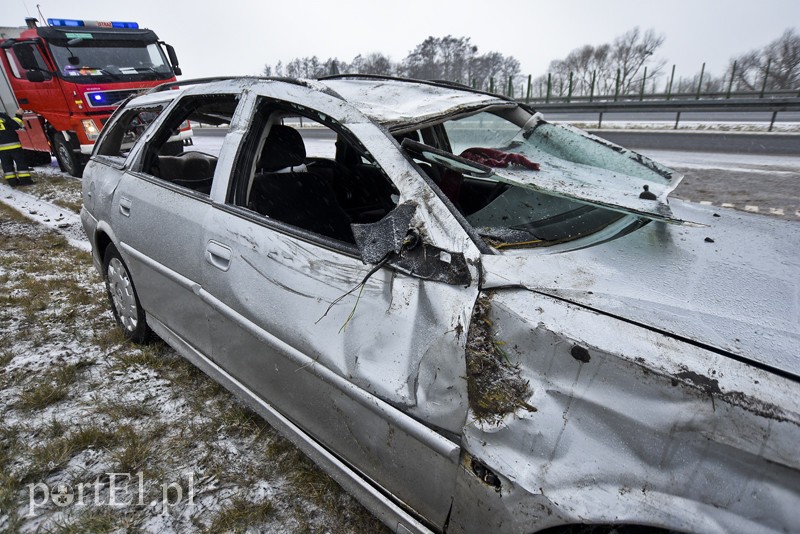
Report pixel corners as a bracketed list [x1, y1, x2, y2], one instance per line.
[262, 35, 520, 91]
[262, 28, 799, 98]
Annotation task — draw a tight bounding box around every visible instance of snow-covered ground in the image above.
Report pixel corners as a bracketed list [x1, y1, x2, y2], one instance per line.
[0, 170, 385, 532]
[0, 183, 88, 252]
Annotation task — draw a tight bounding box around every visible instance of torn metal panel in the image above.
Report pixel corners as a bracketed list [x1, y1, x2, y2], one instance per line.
[351, 201, 417, 263]
[390, 241, 472, 286]
[481, 199, 800, 377]
[452, 289, 800, 533]
[491, 121, 690, 225]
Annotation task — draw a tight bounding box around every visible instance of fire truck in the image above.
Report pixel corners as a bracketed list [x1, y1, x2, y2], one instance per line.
[0, 17, 182, 176]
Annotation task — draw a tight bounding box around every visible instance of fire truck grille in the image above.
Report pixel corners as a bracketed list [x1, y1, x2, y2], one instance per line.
[85, 90, 143, 108]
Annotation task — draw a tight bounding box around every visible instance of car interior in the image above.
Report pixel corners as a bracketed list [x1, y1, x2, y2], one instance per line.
[142, 95, 237, 195]
[233, 108, 400, 244]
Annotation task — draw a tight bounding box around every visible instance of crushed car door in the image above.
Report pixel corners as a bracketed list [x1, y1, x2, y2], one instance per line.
[200, 93, 481, 530]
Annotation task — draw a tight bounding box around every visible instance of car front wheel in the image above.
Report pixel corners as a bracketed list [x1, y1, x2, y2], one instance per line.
[104, 245, 150, 343]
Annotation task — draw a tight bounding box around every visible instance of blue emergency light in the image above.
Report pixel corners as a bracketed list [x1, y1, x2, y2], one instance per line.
[47, 19, 85, 27]
[47, 18, 140, 29]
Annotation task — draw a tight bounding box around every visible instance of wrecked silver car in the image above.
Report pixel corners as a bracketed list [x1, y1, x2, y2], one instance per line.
[81, 75, 800, 533]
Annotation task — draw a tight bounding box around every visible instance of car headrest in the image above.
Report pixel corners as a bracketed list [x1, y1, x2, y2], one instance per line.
[157, 152, 217, 181]
[258, 125, 306, 172]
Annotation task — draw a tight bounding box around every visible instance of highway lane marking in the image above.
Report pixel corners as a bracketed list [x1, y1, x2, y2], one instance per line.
[677, 198, 798, 217]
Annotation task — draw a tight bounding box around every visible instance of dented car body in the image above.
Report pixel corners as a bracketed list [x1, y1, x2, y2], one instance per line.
[81, 76, 800, 533]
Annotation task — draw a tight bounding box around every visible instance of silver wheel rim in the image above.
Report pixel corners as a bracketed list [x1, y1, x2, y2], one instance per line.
[107, 257, 138, 332]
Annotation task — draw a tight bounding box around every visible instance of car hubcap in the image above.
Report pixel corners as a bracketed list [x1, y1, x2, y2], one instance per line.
[107, 258, 138, 331]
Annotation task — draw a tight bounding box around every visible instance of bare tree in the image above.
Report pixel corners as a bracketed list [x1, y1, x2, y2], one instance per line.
[767, 29, 800, 89]
[400, 35, 519, 89]
[402, 36, 440, 79]
[359, 53, 394, 76]
[538, 27, 665, 98]
[728, 28, 800, 91]
[610, 27, 666, 93]
[551, 43, 612, 94]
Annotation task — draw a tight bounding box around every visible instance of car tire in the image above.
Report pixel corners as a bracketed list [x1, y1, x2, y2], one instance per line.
[53, 133, 84, 178]
[103, 245, 151, 343]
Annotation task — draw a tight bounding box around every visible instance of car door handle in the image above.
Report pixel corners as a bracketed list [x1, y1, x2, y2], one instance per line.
[205, 241, 232, 272]
[119, 197, 132, 217]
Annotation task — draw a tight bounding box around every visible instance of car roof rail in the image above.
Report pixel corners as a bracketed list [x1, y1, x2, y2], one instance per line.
[148, 76, 253, 93]
[147, 76, 344, 100]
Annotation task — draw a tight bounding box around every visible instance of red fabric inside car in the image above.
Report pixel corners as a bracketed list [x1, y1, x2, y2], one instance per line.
[459, 147, 540, 171]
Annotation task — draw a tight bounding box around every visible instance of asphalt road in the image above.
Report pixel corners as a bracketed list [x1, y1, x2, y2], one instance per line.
[588, 130, 800, 156]
[545, 110, 800, 124]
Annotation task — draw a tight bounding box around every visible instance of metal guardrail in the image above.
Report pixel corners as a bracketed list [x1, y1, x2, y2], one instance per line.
[520, 95, 800, 131]
[525, 89, 800, 104]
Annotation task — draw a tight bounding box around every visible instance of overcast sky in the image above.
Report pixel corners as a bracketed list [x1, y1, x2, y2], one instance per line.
[6, 0, 799, 82]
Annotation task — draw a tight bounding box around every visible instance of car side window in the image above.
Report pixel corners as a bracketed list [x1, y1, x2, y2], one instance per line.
[228, 101, 399, 245]
[137, 94, 238, 196]
[95, 105, 165, 160]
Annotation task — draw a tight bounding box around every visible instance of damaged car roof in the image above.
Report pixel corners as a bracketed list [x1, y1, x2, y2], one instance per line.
[319, 77, 516, 128]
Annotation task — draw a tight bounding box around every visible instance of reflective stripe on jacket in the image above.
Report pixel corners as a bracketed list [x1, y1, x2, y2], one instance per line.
[0, 115, 23, 150]
[0, 141, 22, 151]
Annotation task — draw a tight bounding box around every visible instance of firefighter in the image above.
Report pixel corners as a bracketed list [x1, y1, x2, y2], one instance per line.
[0, 108, 34, 187]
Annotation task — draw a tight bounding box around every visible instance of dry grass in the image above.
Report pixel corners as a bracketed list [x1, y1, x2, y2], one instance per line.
[0, 200, 388, 533]
[466, 295, 535, 422]
[206, 496, 275, 533]
[16, 361, 91, 411]
[26, 171, 83, 214]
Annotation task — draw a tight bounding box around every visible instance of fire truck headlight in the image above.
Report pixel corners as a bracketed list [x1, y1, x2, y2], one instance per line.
[82, 119, 100, 141]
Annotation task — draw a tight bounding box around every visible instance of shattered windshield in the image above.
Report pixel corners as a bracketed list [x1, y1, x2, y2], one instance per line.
[49, 41, 172, 82]
[430, 111, 636, 250]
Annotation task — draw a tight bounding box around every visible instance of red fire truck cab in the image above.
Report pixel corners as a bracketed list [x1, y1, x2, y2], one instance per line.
[0, 17, 182, 176]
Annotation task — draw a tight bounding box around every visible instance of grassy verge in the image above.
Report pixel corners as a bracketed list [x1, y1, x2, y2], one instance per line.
[25, 170, 83, 214]
[0, 201, 386, 533]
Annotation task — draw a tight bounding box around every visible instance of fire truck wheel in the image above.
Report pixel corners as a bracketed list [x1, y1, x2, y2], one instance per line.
[53, 134, 85, 177]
